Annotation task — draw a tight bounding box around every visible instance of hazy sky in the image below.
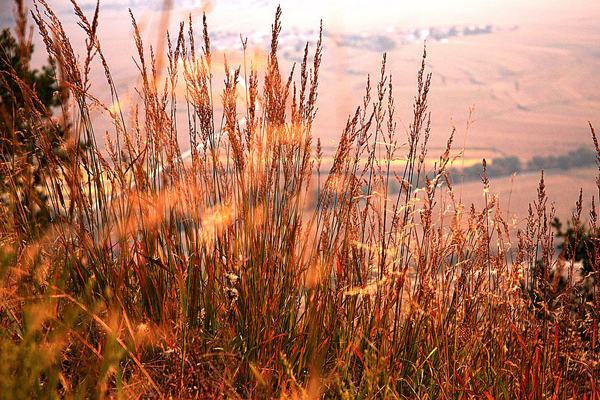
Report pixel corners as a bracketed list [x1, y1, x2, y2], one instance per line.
[3, 0, 600, 31]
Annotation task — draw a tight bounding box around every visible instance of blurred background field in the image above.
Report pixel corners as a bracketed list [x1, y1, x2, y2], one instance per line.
[2, 0, 599, 221]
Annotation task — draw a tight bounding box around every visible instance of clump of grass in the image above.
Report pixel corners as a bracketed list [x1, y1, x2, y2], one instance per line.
[1, 0, 599, 397]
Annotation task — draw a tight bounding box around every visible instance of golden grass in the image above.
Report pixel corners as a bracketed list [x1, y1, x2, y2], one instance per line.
[0, 0, 599, 397]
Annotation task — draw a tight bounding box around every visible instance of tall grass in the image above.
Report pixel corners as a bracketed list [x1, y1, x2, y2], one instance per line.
[1, 0, 599, 397]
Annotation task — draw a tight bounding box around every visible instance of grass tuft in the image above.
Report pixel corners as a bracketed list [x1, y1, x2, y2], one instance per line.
[0, 0, 599, 397]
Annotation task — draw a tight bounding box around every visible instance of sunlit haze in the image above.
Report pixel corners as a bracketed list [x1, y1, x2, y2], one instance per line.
[2, 0, 600, 219]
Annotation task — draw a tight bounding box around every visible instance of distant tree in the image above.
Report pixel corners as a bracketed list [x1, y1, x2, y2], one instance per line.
[0, 12, 65, 238]
[526, 147, 596, 172]
[487, 155, 521, 178]
[457, 155, 521, 182]
[565, 147, 596, 169]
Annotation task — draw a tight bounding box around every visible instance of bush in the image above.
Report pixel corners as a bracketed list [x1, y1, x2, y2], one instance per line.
[0, 2, 65, 239]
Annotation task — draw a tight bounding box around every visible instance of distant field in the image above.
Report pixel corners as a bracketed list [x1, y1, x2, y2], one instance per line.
[4, 0, 599, 223]
[311, 18, 600, 160]
[457, 167, 599, 224]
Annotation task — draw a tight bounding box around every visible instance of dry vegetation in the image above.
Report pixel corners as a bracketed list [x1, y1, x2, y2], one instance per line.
[0, 0, 599, 398]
